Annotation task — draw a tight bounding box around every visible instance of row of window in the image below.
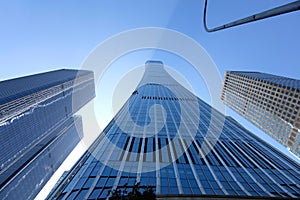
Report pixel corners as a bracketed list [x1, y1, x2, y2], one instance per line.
[141, 96, 196, 101]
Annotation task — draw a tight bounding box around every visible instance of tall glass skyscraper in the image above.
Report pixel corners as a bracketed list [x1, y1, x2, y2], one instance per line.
[221, 71, 300, 157]
[48, 62, 300, 199]
[0, 69, 95, 199]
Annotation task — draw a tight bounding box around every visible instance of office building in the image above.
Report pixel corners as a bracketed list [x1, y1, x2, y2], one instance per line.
[221, 71, 300, 157]
[0, 69, 95, 199]
[48, 62, 300, 199]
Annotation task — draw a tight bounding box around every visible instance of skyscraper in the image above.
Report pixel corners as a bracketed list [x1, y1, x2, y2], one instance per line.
[220, 71, 300, 157]
[48, 62, 300, 199]
[0, 69, 95, 199]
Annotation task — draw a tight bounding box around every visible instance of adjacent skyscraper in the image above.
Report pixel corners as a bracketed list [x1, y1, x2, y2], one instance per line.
[220, 71, 300, 157]
[0, 69, 95, 199]
[48, 62, 300, 199]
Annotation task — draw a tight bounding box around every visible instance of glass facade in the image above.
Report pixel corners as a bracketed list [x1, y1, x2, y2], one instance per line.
[221, 71, 300, 157]
[49, 63, 300, 199]
[0, 69, 95, 199]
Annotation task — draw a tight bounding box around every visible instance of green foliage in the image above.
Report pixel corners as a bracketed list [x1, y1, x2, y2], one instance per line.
[108, 182, 156, 200]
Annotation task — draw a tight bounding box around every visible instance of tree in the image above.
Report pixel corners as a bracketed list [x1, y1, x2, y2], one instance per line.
[108, 182, 156, 200]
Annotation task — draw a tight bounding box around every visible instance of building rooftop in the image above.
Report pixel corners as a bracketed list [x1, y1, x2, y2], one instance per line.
[145, 60, 164, 65]
[228, 71, 300, 91]
[0, 69, 93, 105]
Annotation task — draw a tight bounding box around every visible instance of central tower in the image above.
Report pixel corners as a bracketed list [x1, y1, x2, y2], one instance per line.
[48, 61, 300, 199]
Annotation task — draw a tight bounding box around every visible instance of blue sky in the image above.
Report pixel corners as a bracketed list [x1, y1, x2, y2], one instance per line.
[1, 0, 300, 198]
[1, 0, 300, 80]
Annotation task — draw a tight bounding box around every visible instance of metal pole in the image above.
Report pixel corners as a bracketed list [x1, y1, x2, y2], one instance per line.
[203, 0, 300, 32]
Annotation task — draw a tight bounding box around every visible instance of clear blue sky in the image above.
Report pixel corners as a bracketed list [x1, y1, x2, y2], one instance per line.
[1, 0, 300, 80]
[1, 1, 300, 198]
